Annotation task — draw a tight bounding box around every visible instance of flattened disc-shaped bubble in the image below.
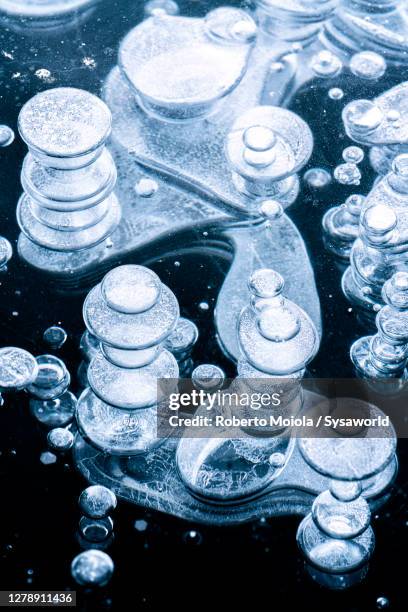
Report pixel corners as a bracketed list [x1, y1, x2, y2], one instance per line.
[88, 349, 178, 409]
[30, 391, 77, 427]
[238, 305, 319, 375]
[144, 0, 179, 17]
[297, 514, 374, 573]
[350, 51, 386, 80]
[176, 435, 293, 502]
[0, 124, 15, 147]
[0, 0, 101, 17]
[84, 283, 179, 349]
[79, 485, 117, 519]
[299, 408, 396, 480]
[101, 265, 161, 314]
[312, 490, 371, 539]
[47, 427, 74, 451]
[0, 347, 38, 391]
[164, 317, 198, 356]
[18, 87, 111, 158]
[191, 364, 225, 391]
[71, 550, 114, 587]
[0, 236, 13, 268]
[76, 387, 162, 455]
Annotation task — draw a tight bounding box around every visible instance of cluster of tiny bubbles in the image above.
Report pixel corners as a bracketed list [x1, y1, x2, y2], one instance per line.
[79, 485, 117, 519]
[350, 51, 386, 80]
[40, 451, 57, 465]
[328, 87, 344, 100]
[134, 519, 148, 532]
[334, 162, 361, 186]
[183, 529, 203, 546]
[30, 391, 77, 427]
[0, 236, 13, 269]
[259, 199, 283, 221]
[144, 0, 179, 17]
[311, 50, 342, 78]
[0, 125, 15, 147]
[79, 516, 114, 543]
[376, 597, 390, 609]
[191, 364, 225, 391]
[47, 427, 74, 452]
[303, 167, 331, 188]
[43, 326, 67, 350]
[342, 146, 364, 164]
[71, 550, 114, 587]
[134, 177, 159, 198]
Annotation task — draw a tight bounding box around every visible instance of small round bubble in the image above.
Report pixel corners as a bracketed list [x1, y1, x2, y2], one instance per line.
[79, 485, 117, 519]
[134, 178, 158, 198]
[192, 364, 225, 391]
[304, 168, 331, 188]
[47, 427, 74, 452]
[328, 87, 344, 100]
[43, 326, 67, 349]
[334, 163, 361, 186]
[144, 0, 179, 17]
[0, 237, 12, 268]
[311, 50, 342, 77]
[350, 51, 386, 80]
[0, 125, 15, 147]
[71, 550, 114, 587]
[342, 146, 364, 164]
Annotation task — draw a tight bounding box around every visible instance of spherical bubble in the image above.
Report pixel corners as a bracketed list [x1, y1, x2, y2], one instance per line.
[343, 99, 383, 134]
[333, 162, 361, 186]
[30, 391, 77, 428]
[79, 485, 117, 519]
[71, 550, 114, 587]
[259, 199, 283, 220]
[134, 178, 158, 198]
[79, 516, 113, 543]
[164, 318, 199, 356]
[328, 87, 344, 100]
[248, 268, 284, 298]
[43, 326, 67, 349]
[269, 452, 286, 467]
[0, 125, 15, 147]
[258, 306, 300, 342]
[144, 0, 179, 17]
[350, 51, 386, 80]
[192, 364, 225, 391]
[0, 237, 13, 268]
[304, 167, 331, 188]
[376, 597, 389, 610]
[311, 50, 342, 77]
[47, 427, 74, 452]
[27, 355, 70, 400]
[342, 146, 364, 164]
[40, 451, 57, 465]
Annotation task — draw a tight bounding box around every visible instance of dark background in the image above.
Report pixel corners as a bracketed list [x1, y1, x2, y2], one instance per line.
[0, 1, 407, 610]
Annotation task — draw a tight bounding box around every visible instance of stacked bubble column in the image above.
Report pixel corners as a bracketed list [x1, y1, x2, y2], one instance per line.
[16, 87, 121, 265]
[76, 265, 179, 456]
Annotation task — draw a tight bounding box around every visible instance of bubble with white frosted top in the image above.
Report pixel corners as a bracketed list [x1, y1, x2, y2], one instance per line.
[0, 237, 13, 269]
[101, 265, 161, 314]
[18, 87, 111, 158]
[0, 125, 15, 147]
[311, 50, 342, 77]
[71, 550, 114, 586]
[304, 168, 331, 188]
[192, 364, 225, 391]
[0, 347, 38, 391]
[134, 178, 158, 197]
[79, 485, 117, 519]
[334, 163, 361, 186]
[328, 87, 344, 100]
[342, 146, 364, 164]
[248, 268, 284, 298]
[144, 0, 179, 17]
[350, 51, 386, 80]
[47, 427, 74, 451]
